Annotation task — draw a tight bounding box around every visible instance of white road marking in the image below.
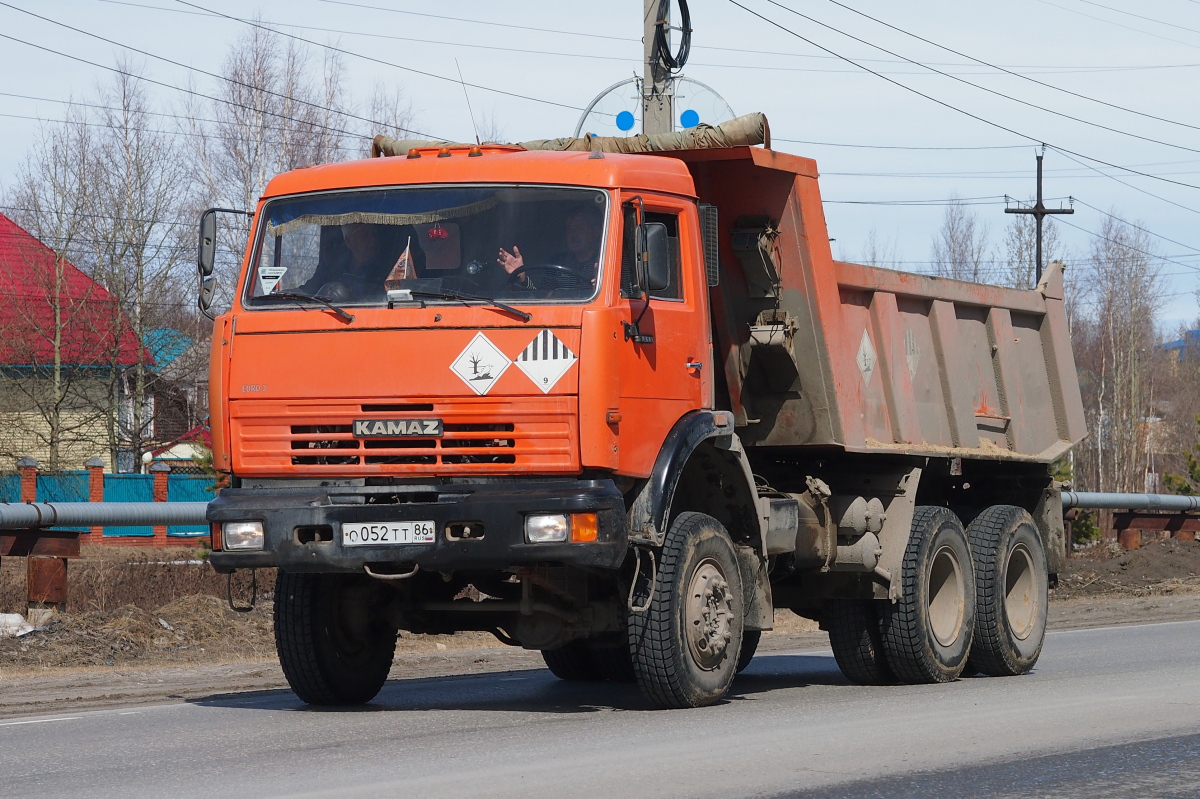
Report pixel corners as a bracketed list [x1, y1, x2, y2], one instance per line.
[0, 716, 78, 727]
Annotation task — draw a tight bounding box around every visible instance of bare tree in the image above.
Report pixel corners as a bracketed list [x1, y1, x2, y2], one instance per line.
[1001, 204, 1063, 289]
[366, 81, 419, 148]
[87, 62, 199, 471]
[475, 108, 507, 145]
[859, 228, 901, 271]
[931, 197, 992, 283]
[183, 23, 351, 309]
[0, 107, 116, 471]
[1073, 214, 1166, 494]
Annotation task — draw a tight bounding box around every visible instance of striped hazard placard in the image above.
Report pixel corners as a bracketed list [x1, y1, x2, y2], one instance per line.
[515, 329, 578, 393]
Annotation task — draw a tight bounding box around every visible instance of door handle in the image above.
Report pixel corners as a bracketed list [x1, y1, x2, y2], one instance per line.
[686, 361, 703, 371]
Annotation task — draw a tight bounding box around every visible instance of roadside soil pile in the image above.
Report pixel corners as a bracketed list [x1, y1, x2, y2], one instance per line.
[1055, 539, 1200, 599]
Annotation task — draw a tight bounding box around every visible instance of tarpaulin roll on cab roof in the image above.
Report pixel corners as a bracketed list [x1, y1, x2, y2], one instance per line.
[370, 112, 770, 158]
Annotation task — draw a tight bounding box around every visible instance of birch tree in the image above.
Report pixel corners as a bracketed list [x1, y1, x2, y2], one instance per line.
[931, 197, 993, 283]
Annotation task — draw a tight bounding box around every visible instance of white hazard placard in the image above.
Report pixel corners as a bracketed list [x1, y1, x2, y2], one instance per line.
[515, 329, 577, 393]
[259, 264, 287, 294]
[450, 332, 511, 395]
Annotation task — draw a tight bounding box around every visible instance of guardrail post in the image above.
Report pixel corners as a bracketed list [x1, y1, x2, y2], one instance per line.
[16, 457, 37, 502]
[151, 461, 170, 545]
[84, 456, 106, 543]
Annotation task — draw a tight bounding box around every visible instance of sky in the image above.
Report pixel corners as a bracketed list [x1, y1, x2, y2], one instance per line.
[1, 0, 1199, 326]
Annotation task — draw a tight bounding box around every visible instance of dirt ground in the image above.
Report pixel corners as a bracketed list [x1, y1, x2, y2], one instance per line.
[1, 538, 1198, 719]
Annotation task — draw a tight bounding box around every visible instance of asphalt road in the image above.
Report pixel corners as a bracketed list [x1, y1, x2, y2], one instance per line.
[3, 620, 1198, 799]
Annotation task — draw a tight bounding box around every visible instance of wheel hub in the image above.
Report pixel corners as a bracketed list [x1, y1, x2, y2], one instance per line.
[685, 559, 734, 670]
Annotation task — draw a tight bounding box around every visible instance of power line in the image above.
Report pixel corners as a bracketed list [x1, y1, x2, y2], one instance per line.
[727, 0, 1200, 192]
[1072, 199, 1200, 254]
[763, 0, 1200, 155]
[1074, 0, 1200, 38]
[1047, 146, 1200, 216]
[774, 137, 1026, 150]
[1035, 0, 1200, 51]
[823, 0, 1200, 134]
[306, 0, 1200, 73]
[0, 2, 444, 140]
[174, 0, 591, 115]
[1054, 215, 1199, 272]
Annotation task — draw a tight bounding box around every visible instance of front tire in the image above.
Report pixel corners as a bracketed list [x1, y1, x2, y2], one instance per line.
[629, 512, 744, 708]
[965, 505, 1048, 676]
[881, 506, 976, 684]
[274, 572, 397, 705]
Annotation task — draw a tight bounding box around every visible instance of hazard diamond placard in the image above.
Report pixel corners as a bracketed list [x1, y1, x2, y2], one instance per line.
[515, 329, 577, 393]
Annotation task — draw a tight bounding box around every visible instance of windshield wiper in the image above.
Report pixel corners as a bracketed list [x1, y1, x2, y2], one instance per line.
[261, 291, 355, 323]
[408, 289, 532, 322]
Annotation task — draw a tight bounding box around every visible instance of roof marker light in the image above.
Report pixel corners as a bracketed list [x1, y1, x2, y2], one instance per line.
[437, 147, 451, 158]
[406, 149, 421, 159]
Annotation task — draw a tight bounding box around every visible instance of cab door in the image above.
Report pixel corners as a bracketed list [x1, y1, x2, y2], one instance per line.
[614, 196, 712, 477]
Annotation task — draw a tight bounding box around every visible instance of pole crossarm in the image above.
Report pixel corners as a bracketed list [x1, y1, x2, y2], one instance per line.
[1005, 152, 1073, 282]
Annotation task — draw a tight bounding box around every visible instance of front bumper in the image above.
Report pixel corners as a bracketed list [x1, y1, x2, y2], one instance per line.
[207, 479, 627, 573]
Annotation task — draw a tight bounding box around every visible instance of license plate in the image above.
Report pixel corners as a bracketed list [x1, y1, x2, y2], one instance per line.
[342, 521, 436, 546]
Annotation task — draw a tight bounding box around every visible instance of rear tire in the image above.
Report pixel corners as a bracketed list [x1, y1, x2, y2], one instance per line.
[274, 571, 397, 705]
[629, 512, 744, 709]
[827, 599, 893, 685]
[881, 506, 975, 684]
[965, 505, 1048, 677]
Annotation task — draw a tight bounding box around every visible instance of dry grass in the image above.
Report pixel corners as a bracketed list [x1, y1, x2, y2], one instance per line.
[0, 545, 270, 614]
[0, 594, 277, 670]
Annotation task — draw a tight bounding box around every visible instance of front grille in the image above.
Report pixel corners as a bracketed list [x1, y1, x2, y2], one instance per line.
[231, 397, 577, 475]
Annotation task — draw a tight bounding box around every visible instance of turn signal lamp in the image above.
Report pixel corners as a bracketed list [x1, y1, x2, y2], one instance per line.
[570, 513, 599, 543]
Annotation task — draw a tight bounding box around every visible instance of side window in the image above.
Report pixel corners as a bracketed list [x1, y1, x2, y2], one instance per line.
[620, 208, 683, 300]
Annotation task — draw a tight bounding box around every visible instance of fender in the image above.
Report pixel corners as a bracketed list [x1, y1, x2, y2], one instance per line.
[627, 410, 762, 547]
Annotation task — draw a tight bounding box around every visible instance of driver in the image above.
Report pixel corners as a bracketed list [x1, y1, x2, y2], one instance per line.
[304, 223, 424, 300]
[496, 208, 603, 290]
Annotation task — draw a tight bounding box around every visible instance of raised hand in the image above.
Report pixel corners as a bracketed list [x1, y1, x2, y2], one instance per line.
[497, 245, 524, 274]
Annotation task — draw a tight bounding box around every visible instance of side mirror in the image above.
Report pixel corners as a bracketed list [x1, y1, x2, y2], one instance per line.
[642, 222, 670, 293]
[198, 275, 217, 316]
[198, 209, 217, 277]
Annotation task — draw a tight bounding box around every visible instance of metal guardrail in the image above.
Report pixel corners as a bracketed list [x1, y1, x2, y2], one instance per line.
[0, 502, 209, 529]
[1060, 492, 1200, 512]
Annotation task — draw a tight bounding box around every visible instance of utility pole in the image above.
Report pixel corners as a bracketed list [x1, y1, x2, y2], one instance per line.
[643, 0, 673, 135]
[1005, 149, 1073, 284]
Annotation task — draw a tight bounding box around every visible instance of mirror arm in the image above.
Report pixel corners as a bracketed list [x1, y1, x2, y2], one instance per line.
[621, 195, 654, 344]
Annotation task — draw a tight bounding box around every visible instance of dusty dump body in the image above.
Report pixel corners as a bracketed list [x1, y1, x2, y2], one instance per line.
[202, 134, 1085, 711]
[664, 146, 1085, 461]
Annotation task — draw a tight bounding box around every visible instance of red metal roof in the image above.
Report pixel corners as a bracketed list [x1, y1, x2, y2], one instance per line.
[0, 213, 144, 367]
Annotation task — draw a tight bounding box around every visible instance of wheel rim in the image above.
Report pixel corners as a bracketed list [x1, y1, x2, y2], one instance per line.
[927, 544, 965, 647]
[1005, 543, 1038, 640]
[685, 557, 734, 671]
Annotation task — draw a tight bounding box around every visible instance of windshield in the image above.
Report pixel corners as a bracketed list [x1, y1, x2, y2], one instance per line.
[244, 185, 608, 307]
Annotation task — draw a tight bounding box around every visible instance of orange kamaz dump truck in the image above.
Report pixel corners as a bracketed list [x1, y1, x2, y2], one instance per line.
[200, 115, 1085, 709]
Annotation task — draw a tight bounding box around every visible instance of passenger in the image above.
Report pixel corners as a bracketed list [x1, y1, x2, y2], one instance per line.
[496, 208, 604, 291]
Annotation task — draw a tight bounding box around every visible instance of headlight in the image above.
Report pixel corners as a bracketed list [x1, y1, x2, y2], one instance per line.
[223, 521, 264, 550]
[525, 514, 569, 543]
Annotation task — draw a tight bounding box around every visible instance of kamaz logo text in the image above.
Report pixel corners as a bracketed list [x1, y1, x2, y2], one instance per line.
[353, 419, 443, 438]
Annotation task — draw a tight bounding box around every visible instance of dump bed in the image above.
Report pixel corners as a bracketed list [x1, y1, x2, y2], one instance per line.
[666, 147, 1086, 462]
